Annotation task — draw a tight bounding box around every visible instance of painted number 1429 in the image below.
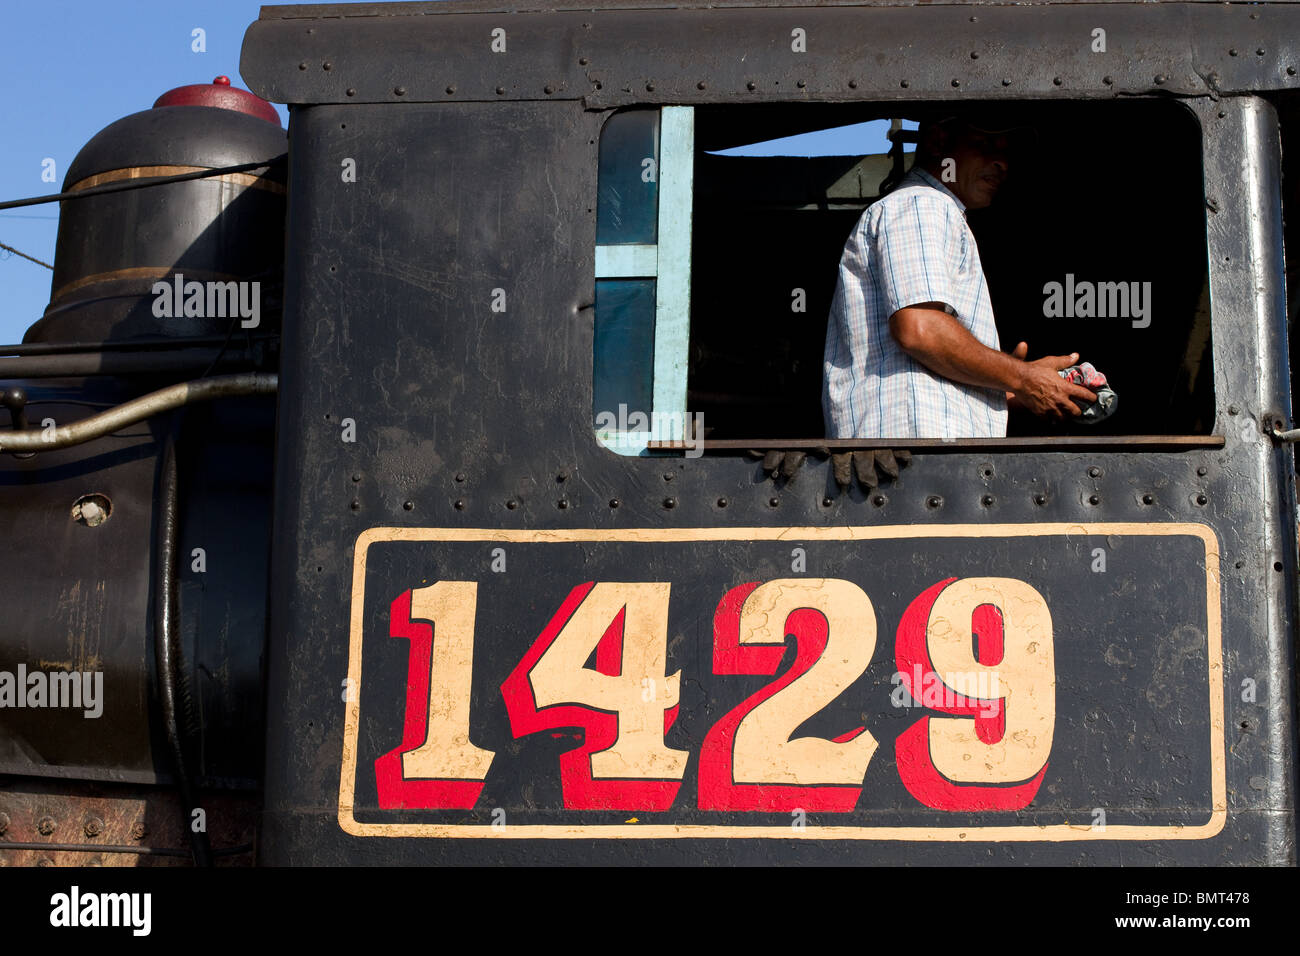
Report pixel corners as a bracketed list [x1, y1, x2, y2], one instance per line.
[371, 576, 1055, 814]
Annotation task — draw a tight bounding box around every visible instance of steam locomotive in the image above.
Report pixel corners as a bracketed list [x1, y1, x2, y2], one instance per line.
[1, 0, 1297, 866]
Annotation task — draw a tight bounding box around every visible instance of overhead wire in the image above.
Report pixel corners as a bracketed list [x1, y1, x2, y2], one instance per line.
[0, 157, 286, 212]
[0, 240, 53, 269]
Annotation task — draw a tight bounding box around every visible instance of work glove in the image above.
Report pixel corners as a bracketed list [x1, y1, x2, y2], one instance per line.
[752, 448, 821, 483]
[831, 449, 911, 491]
[749, 447, 911, 491]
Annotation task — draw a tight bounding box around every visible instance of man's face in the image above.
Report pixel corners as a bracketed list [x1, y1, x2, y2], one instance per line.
[944, 124, 1012, 210]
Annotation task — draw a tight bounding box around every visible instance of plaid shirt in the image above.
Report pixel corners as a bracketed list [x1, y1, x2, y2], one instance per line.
[822, 167, 1007, 439]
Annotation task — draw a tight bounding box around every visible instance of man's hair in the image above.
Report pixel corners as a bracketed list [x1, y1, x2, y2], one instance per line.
[912, 118, 952, 167]
[914, 112, 1035, 166]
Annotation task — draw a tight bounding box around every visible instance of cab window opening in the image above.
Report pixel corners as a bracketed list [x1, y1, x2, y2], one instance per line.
[593, 100, 1213, 453]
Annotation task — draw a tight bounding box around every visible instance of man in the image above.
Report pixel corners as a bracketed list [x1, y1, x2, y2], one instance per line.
[822, 114, 1097, 439]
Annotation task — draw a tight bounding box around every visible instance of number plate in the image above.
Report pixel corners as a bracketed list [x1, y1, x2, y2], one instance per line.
[339, 523, 1224, 840]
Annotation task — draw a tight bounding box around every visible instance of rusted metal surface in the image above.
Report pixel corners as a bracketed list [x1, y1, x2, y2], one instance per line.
[0, 778, 257, 867]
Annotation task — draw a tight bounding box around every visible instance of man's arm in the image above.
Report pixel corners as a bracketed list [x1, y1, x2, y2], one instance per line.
[889, 304, 1098, 420]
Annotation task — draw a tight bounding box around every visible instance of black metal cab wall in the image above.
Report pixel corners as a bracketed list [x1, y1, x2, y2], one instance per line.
[241, 1, 1300, 865]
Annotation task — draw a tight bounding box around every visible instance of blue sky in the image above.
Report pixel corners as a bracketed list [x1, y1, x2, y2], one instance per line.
[0, 0, 284, 344]
[0, 0, 907, 345]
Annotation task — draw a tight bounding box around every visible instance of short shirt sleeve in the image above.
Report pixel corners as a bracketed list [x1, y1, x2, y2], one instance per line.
[873, 191, 960, 319]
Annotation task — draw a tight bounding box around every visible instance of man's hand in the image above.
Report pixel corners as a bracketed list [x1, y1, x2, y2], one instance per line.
[1006, 341, 1098, 421]
[889, 308, 1097, 420]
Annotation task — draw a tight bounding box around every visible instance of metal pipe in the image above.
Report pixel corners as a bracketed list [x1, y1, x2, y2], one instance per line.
[0, 373, 277, 452]
[0, 333, 278, 357]
[0, 349, 256, 379]
[0, 841, 253, 858]
[154, 417, 213, 867]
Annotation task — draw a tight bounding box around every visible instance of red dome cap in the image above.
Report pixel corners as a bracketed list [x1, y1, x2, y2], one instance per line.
[153, 77, 281, 126]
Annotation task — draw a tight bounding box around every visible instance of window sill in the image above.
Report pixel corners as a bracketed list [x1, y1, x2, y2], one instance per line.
[646, 436, 1226, 453]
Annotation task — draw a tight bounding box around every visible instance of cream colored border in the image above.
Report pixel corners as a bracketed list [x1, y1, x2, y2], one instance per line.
[339, 523, 1226, 841]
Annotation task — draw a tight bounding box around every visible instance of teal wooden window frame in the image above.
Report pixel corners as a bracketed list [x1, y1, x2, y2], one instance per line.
[593, 106, 696, 455]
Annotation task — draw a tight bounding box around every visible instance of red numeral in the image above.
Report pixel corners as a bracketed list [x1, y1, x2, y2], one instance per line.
[698, 580, 878, 811]
[895, 577, 1055, 811]
[500, 582, 688, 810]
